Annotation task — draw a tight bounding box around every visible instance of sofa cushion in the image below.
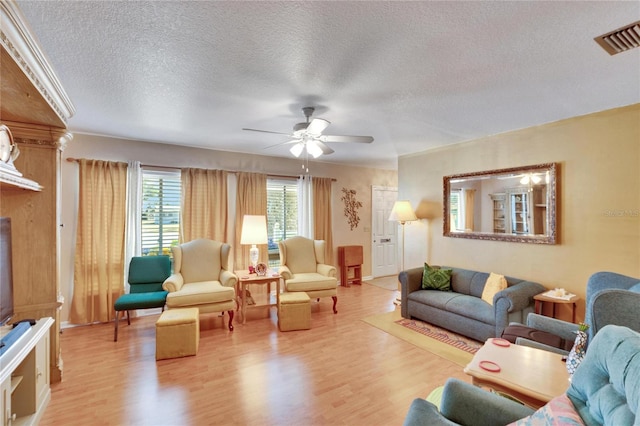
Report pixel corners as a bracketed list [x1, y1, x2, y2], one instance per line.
[422, 263, 452, 291]
[482, 272, 508, 305]
[445, 295, 495, 325]
[165, 281, 234, 307]
[408, 290, 462, 311]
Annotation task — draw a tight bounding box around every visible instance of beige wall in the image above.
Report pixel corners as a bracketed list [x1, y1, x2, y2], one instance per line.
[59, 134, 397, 323]
[398, 104, 640, 322]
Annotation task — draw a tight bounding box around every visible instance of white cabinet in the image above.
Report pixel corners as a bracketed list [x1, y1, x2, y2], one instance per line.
[509, 191, 530, 234]
[490, 193, 506, 233]
[0, 318, 53, 426]
[491, 187, 548, 236]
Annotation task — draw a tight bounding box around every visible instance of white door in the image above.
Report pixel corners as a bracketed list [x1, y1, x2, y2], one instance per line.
[371, 186, 398, 277]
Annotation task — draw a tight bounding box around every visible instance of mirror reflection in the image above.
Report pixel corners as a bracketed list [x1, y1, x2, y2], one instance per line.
[443, 163, 557, 244]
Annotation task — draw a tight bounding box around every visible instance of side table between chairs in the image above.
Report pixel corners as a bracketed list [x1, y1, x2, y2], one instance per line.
[235, 270, 282, 324]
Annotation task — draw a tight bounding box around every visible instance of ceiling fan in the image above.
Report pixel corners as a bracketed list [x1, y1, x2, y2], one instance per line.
[242, 107, 374, 158]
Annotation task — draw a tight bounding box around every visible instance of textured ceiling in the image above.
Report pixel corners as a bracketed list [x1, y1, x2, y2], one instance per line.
[13, 1, 640, 169]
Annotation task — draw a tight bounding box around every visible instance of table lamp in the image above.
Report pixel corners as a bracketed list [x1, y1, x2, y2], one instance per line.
[240, 215, 268, 271]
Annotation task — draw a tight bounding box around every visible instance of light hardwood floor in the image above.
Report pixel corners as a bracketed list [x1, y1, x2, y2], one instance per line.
[41, 280, 470, 425]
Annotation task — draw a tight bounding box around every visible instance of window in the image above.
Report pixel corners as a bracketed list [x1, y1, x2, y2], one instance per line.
[266, 179, 298, 267]
[141, 169, 181, 257]
[449, 190, 462, 231]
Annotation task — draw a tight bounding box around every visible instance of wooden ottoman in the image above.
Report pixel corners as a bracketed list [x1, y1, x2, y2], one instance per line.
[278, 292, 311, 331]
[156, 307, 199, 360]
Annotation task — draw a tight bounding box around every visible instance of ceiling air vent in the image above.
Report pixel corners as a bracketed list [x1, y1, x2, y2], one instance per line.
[595, 21, 640, 55]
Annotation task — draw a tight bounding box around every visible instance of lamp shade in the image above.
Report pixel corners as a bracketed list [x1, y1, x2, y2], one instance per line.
[240, 215, 268, 245]
[388, 200, 417, 224]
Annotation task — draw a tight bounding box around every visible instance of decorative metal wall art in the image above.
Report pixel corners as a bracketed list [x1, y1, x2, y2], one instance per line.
[341, 188, 362, 230]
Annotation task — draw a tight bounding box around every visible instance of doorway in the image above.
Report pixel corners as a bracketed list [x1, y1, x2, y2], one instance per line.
[371, 186, 397, 278]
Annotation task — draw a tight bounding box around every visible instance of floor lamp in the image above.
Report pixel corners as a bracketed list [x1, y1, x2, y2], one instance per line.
[389, 200, 417, 305]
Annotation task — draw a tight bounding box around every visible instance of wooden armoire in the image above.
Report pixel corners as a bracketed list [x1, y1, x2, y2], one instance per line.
[1, 1, 75, 383]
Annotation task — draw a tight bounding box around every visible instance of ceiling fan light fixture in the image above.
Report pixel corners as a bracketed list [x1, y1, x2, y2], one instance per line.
[290, 143, 304, 158]
[306, 141, 323, 158]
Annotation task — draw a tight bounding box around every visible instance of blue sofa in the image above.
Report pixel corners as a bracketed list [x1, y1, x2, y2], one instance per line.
[403, 324, 640, 425]
[399, 266, 545, 342]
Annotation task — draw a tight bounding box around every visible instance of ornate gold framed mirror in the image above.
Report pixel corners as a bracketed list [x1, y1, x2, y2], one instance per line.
[443, 163, 558, 244]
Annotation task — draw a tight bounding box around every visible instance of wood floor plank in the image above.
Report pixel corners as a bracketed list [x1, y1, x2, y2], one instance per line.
[41, 281, 471, 425]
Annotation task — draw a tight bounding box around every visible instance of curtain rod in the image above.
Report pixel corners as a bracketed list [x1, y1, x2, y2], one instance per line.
[65, 158, 336, 181]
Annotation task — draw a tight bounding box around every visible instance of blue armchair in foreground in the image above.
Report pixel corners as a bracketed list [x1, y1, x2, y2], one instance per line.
[403, 324, 640, 425]
[113, 256, 171, 341]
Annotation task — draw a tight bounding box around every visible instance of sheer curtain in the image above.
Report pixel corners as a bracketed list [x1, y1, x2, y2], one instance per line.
[124, 160, 141, 293]
[463, 189, 476, 231]
[234, 172, 267, 270]
[70, 160, 128, 324]
[313, 177, 334, 263]
[180, 168, 228, 243]
[297, 175, 313, 238]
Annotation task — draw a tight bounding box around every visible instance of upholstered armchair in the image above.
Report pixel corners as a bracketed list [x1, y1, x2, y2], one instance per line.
[403, 325, 640, 425]
[278, 236, 338, 314]
[162, 239, 237, 331]
[514, 271, 640, 354]
[114, 255, 171, 341]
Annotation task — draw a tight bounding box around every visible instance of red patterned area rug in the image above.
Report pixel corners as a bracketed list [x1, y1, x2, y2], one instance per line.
[395, 318, 482, 354]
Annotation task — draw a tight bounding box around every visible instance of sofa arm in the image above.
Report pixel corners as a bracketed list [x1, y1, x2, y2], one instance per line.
[496, 281, 546, 312]
[317, 263, 337, 278]
[403, 378, 534, 426]
[163, 273, 184, 293]
[220, 269, 237, 288]
[493, 281, 545, 336]
[279, 265, 292, 280]
[525, 313, 579, 341]
[399, 267, 424, 318]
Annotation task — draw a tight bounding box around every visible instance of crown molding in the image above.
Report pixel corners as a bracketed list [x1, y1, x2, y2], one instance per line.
[0, 0, 75, 124]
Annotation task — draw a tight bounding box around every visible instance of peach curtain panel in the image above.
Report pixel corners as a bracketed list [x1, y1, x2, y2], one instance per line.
[313, 177, 334, 264]
[234, 172, 267, 270]
[464, 189, 475, 231]
[70, 160, 128, 324]
[180, 168, 228, 243]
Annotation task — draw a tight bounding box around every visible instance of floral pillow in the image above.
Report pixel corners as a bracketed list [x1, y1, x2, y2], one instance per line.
[509, 394, 585, 426]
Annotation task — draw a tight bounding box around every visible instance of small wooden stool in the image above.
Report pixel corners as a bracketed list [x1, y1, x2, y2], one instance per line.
[278, 292, 311, 331]
[156, 307, 199, 360]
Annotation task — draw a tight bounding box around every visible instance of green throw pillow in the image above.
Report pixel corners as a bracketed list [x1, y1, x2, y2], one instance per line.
[422, 263, 452, 291]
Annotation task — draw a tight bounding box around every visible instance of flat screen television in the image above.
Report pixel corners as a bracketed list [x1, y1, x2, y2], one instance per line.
[0, 217, 14, 326]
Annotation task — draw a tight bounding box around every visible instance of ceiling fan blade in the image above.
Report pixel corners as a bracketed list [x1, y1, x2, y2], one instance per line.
[315, 141, 335, 155]
[306, 118, 330, 135]
[242, 128, 291, 136]
[263, 139, 301, 150]
[321, 135, 374, 143]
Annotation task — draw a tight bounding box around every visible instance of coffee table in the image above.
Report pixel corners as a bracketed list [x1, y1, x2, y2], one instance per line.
[235, 270, 282, 324]
[463, 338, 570, 409]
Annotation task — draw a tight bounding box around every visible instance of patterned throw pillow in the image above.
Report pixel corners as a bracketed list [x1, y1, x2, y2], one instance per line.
[508, 394, 585, 425]
[421, 263, 452, 291]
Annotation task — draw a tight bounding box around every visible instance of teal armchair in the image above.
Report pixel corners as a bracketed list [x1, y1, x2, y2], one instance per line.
[514, 271, 640, 354]
[114, 256, 171, 341]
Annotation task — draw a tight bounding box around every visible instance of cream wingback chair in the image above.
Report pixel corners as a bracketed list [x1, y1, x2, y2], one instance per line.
[162, 239, 237, 330]
[278, 236, 338, 314]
